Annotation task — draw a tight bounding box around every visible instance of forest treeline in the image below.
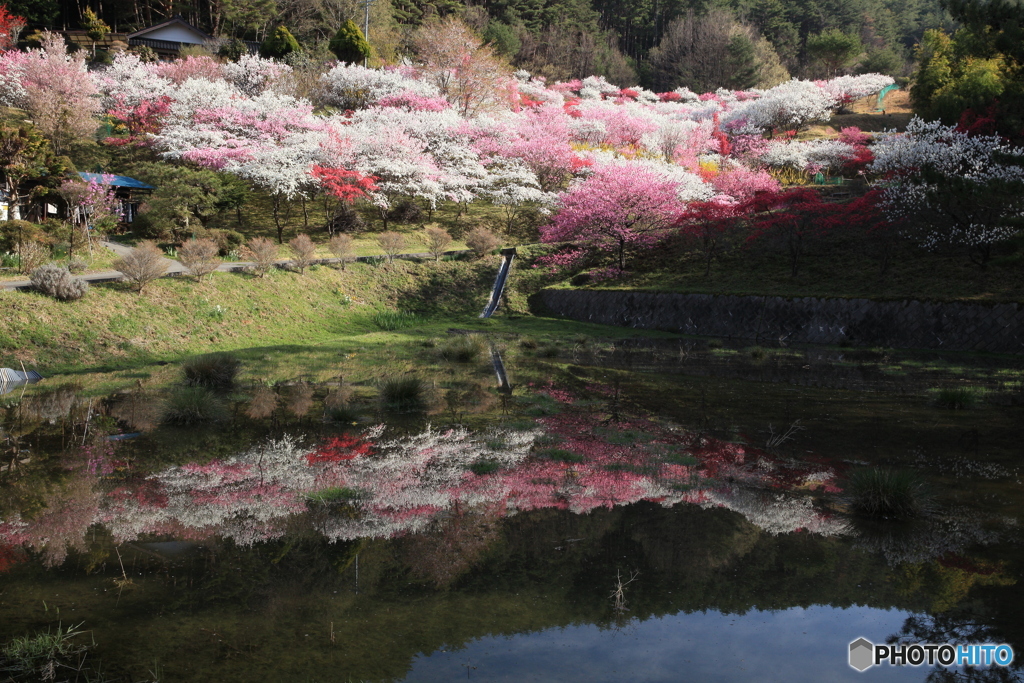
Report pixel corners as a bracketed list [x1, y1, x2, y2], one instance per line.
[13, 0, 954, 89]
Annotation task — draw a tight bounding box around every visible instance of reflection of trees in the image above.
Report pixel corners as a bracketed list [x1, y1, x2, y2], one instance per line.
[400, 505, 502, 588]
[852, 510, 1002, 567]
[890, 611, 1024, 683]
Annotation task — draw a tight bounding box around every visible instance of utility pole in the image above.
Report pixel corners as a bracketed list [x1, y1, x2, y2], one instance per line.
[363, 0, 373, 67]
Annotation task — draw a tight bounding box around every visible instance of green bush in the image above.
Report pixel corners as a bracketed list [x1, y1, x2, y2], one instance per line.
[163, 386, 225, 424]
[182, 352, 240, 391]
[934, 386, 981, 409]
[845, 468, 929, 519]
[329, 20, 372, 64]
[378, 376, 424, 410]
[260, 25, 300, 59]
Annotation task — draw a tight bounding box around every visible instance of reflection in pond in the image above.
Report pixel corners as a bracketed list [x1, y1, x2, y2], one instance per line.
[0, 341, 1022, 682]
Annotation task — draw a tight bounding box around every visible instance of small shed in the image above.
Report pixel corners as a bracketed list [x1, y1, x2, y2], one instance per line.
[126, 15, 212, 59]
[77, 172, 154, 225]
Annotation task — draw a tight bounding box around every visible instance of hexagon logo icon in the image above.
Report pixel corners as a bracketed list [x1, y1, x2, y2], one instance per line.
[849, 638, 875, 672]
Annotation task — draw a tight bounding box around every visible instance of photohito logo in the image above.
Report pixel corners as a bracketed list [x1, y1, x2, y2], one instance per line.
[849, 638, 1015, 672]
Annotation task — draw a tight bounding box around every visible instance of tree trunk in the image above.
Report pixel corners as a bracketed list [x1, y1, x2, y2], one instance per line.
[273, 196, 283, 243]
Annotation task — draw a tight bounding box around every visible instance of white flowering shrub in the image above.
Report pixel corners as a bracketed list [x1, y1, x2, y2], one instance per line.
[222, 53, 293, 97]
[93, 52, 171, 109]
[319, 63, 440, 110]
[760, 139, 856, 173]
[870, 117, 1024, 259]
[820, 73, 896, 103]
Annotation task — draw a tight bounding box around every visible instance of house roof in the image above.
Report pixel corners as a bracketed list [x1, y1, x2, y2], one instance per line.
[78, 172, 154, 190]
[126, 15, 211, 42]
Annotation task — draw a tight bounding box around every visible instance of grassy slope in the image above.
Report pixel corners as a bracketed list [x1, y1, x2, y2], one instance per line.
[0, 251, 665, 377]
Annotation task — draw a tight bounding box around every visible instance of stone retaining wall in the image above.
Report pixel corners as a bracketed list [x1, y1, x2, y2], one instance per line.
[537, 290, 1024, 353]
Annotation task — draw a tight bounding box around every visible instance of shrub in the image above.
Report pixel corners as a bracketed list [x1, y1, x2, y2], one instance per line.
[329, 20, 372, 64]
[465, 226, 500, 258]
[327, 202, 364, 233]
[424, 226, 452, 261]
[288, 234, 317, 274]
[30, 264, 88, 301]
[386, 198, 422, 224]
[260, 25, 300, 59]
[66, 258, 87, 274]
[845, 468, 928, 519]
[438, 335, 485, 362]
[378, 376, 424, 410]
[328, 233, 353, 269]
[935, 386, 981, 409]
[0, 219, 47, 253]
[209, 228, 246, 255]
[376, 231, 405, 263]
[113, 240, 167, 293]
[178, 237, 220, 281]
[182, 352, 240, 391]
[16, 239, 50, 274]
[241, 236, 278, 277]
[162, 386, 225, 424]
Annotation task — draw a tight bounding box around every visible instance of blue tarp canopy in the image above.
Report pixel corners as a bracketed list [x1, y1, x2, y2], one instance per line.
[77, 172, 154, 190]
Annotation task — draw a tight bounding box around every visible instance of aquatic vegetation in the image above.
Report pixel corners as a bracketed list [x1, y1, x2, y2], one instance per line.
[845, 468, 929, 520]
[378, 376, 426, 410]
[933, 386, 981, 409]
[162, 386, 226, 424]
[182, 352, 240, 392]
[0, 622, 89, 681]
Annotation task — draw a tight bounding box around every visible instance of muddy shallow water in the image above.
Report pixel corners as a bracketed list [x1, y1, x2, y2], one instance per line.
[1, 338, 1022, 682]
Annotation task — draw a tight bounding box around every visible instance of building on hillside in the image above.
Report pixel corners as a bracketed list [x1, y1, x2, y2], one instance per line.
[76, 172, 154, 225]
[126, 15, 212, 59]
[126, 15, 258, 59]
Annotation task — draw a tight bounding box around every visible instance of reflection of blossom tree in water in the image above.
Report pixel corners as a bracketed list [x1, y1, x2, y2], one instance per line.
[1, 383, 850, 560]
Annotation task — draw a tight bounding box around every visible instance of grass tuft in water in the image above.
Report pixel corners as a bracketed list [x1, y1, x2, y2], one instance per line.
[1, 622, 88, 679]
[845, 468, 929, 520]
[378, 376, 425, 410]
[470, 459, 501, 475]
[439, 335, 485, 363]
[182, 352, 240, 392]
[163, 387, 225, 424]
[934, 386, 982, 410]
[306, 487, 366, 505]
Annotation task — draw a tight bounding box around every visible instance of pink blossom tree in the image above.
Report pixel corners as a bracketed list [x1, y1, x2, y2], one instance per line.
[21, 32, 100, 154]
[542, 164, 689, 270]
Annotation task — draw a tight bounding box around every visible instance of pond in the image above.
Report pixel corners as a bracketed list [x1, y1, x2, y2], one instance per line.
[1, 335, 1022, 682]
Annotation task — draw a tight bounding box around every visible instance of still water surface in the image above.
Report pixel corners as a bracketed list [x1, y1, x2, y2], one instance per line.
[1, 338, 1022, 681]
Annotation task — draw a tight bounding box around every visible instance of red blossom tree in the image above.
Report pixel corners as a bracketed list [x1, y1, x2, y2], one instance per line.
[104, 95, 172, 147]
[541, 164, 688, 270]
[0, 5, 25, 50]
[741, 188, 834, 278]
[675, 201, 740, 277]
[310, 165, 378, 201]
